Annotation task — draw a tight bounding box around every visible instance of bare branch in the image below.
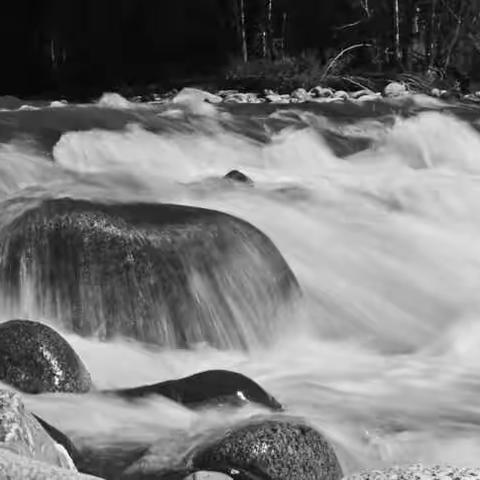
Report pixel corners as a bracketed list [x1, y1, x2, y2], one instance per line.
[321, 43, 372, 80]
[333, 20, 364, 31]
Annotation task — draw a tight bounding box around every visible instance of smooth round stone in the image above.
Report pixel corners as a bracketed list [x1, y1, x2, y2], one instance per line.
[173, 87, 222, 104]
[192, 417, 343, 480]
[0, 320, 92, 394]
[224, 170, 253, 185]
[384, 82, 408, 98]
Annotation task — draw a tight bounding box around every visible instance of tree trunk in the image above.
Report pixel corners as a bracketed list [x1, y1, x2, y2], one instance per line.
[281, 11, 287, 56]
[401, 0, 415, 70]
[266, 0, 273, 59]
[444, 19, 462, 70]
[240, 0, 248, 62]
[361, 0, 370, 16]
[394, 0, 401, 64]
[427, 0, 437, 68]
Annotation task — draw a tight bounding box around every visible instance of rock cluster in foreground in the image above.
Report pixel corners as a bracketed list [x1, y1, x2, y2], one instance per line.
[0, 390, 101, 479]
[0, 202, 477, 479]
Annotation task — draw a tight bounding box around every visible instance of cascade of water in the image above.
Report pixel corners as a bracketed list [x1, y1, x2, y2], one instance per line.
[0, 100, 480, 471]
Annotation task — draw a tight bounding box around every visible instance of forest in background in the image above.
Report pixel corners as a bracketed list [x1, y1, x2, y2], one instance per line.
[3, 0, 480, 98]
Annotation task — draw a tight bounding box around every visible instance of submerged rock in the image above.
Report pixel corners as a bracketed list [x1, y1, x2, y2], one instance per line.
[0, 390, 76, 470]
[105, 369, 283, 411]
[188, 418, 343, 480]
[0, 320, 92, 394]
[224, 170, 253, 185]
[0, 199, 300, 349]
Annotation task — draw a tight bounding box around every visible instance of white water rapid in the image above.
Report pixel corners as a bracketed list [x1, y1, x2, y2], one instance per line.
[0, 96, 480, 474]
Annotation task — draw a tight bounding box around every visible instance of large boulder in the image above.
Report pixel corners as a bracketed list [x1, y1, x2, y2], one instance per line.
[0, 390, 76, 470]
[0, 199, 300, 349]
[190, 418, 343, 480]
[0, 319, 92, 394]
[105, 369, 282, 411]
[0, 449, 103, 480]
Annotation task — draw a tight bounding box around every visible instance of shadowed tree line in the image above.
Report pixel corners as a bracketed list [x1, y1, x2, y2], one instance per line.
[1, 0, 480, 98]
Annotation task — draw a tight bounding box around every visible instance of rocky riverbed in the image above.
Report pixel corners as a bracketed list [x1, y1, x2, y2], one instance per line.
[127, 82, 480, 107]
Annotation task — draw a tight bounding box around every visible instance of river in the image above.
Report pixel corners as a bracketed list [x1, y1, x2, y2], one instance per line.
[1, 92, 480, 474]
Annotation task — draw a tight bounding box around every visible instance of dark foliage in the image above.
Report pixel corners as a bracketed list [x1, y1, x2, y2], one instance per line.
[1, 0, 480, 97]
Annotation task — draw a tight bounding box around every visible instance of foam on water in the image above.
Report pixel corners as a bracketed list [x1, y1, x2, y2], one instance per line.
[2, 100, 480, 472]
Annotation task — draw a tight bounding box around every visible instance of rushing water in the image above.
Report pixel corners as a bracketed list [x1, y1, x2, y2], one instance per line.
[1, 92, 480, 474]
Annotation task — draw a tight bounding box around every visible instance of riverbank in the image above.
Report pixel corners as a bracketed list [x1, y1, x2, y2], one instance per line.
[122, 81, 480, 108]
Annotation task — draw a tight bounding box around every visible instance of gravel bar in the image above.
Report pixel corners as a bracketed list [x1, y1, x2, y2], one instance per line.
[345, 464, 480, 480]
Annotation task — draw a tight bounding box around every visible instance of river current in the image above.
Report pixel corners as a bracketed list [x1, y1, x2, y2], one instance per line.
[1, 92, 480, 473]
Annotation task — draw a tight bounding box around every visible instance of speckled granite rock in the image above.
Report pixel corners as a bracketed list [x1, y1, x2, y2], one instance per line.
[1, 199, 299, 349]
[344, 464, 480, 480]
[0, 319, 92, 393]
[0, 448, 103, 479]
[0, 390, 75, 470]
[191, 417, 343, 480]
[107, 369, 282, 411]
